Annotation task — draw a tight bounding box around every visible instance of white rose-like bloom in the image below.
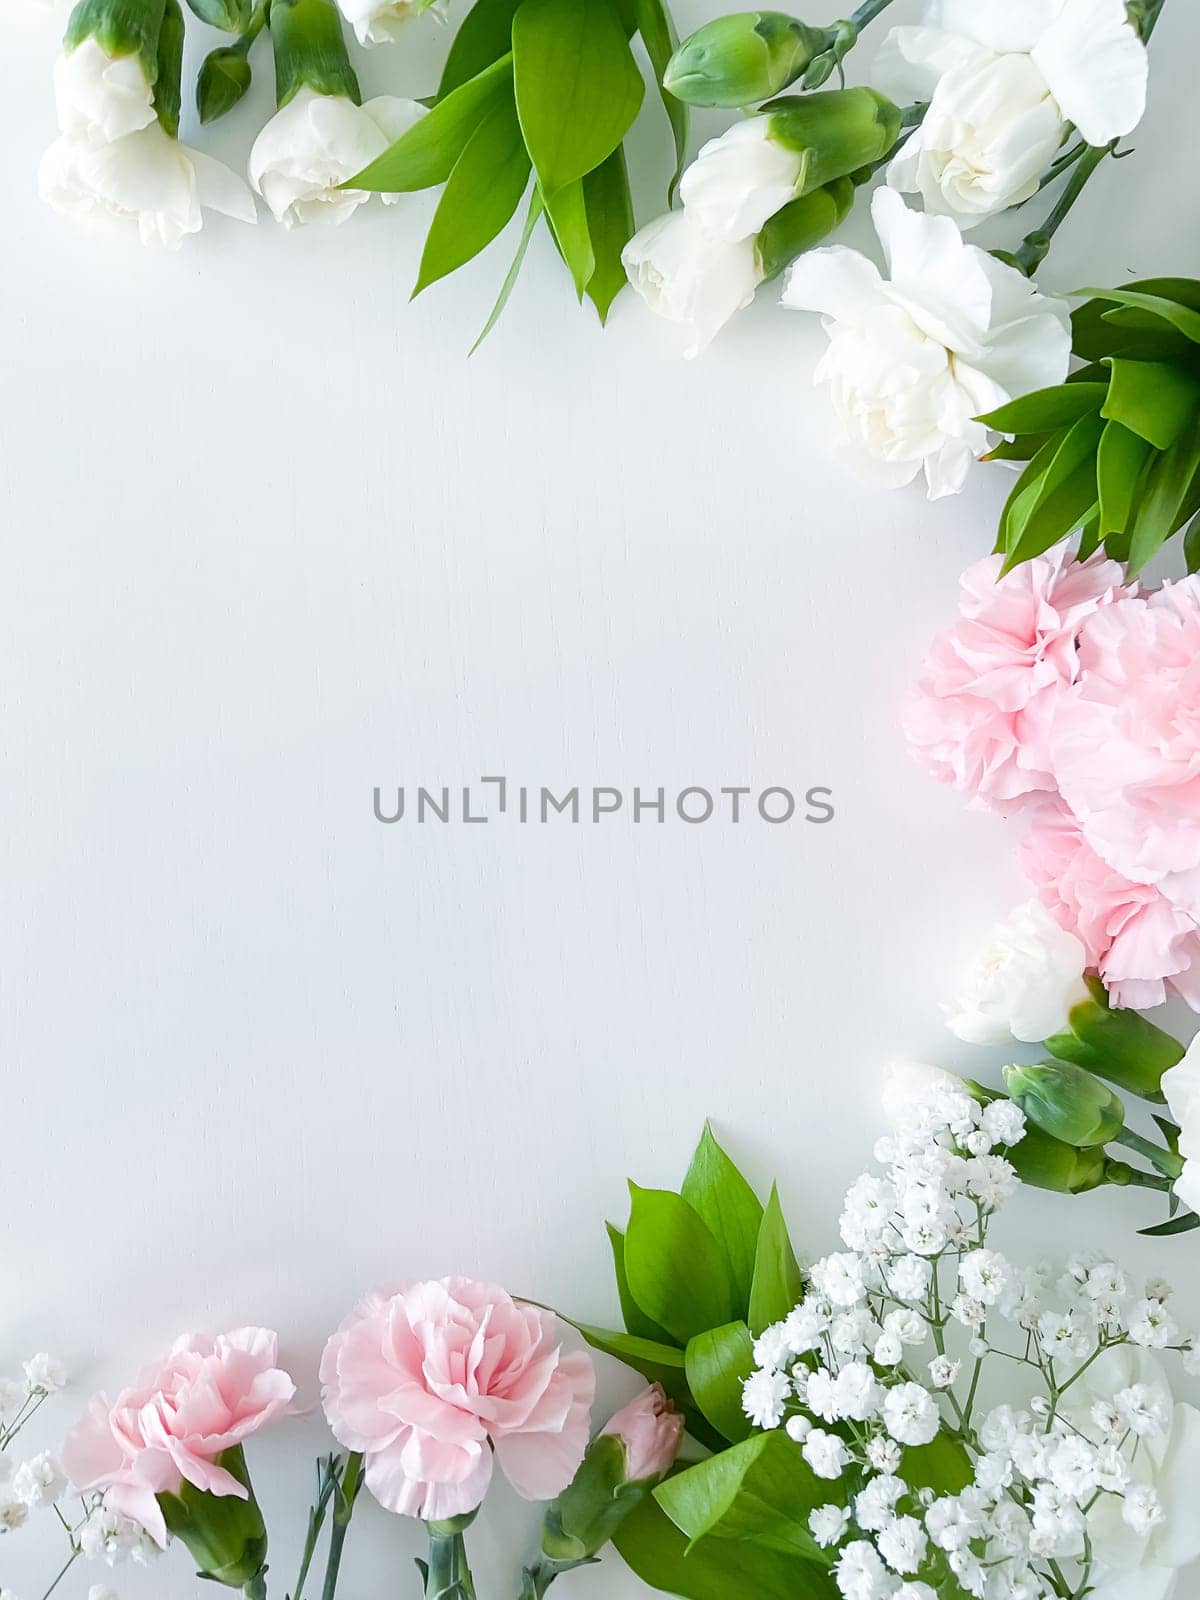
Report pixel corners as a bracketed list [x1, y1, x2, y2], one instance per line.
[622, 210, 763, 358]
[54, 37, 156, 144]
[1162, 1036, 1200, 1217]
[249, 88, 426, 227]
[881, 1059, 957, 1129]
[40, 121, 256, 249]
[678, 117, 802, 243]
[943, 899, 1089, 1046]
[336, 0, 446, 47]
[877, 0, 1148, 227]
[782, 187, 1071, 498]
[1064, 1348, 1200, 1600]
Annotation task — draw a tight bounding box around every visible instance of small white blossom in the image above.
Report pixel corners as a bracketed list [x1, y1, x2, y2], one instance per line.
[22, 1355, 66, 1395]
[1122, 1483, 1165, 1536]
[785, 1413, 812, 1444]
[810, 1253, 868, 1308]
[10, 1454, 66, 1509]
[0, 1381, 24, 1420]
[927, 1355, 959, 1389]
[884, 1383, 940, 1447]
[0, 1494, 29, 1532]
[1127, 1298, 1180, 1349]
[803, 1428, 850, 1481]
[810, 1504, 850, 1548]
[878, 1514, 927, 1575]
[741, 1368, 790, 1430]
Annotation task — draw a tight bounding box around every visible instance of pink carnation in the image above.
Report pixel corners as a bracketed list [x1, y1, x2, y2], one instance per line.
[1020, 799, 1200, 1011]
[320, 1277, 595, 1522]
[61, 1329, 296, 1548]
[601, 1383, 684, 1483]
[904, 548, 1129, 813]
[1052, 578, 1200, 920]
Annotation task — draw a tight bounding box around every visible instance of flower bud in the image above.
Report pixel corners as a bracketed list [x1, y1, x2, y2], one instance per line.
[1044, 976, 1183, 1104]
[64, 0, 167, 75]
[962, 1079, 1110, 1194]
[185, 0, 254, 32]
[757, 175, 852, 280]
[157, 1445, 269, 1589]
[537, 1387, 683, 1570]
[1003, 1062, 1125, 1149]
[764, 88, 902, 193]
[269, 0, 360, 108]
[198, 43, 254, 124]
[663, 12, 832, 109]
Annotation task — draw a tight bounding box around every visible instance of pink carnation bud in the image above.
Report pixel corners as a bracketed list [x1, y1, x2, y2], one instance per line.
[600, 1384, 684, 1483]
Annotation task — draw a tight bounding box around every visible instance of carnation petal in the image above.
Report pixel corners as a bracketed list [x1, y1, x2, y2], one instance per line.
[1032, 0, 1148, 144]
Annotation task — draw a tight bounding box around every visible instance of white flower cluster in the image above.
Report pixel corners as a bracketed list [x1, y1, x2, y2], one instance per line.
[742, 1084, 1200, 1599]
[0, 1352, 155, 1600]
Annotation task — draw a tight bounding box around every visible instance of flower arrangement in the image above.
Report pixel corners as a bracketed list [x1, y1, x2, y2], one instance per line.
[10, 1109, 1200, 1600]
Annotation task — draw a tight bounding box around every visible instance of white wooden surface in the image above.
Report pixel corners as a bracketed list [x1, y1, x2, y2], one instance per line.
[3, 1, 1199, 1594]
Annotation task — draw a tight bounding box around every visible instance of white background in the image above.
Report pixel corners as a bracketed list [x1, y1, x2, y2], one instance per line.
[3, 1, 1199, 1595]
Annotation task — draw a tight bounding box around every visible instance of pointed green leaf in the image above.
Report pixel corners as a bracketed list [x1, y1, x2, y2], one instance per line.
[581, 145, 635, 324]
[631, 0, 689, 198]
[470, 188, 544, 352]
[1079, 286, 1200, 345]
[1096, 419, 1153, 539]
[1140, 1210, 1200, 1238]
[437, 0, 523, 99]
[614, 1491, 837, 1600]
[1000, 410, 1104, 572]
[747, 1184, 803, 1336]
[351, 54, 513, 192]
[1126, 416, 1200, 575]
[543, 178, 595, 298]
[684, 1322, 755, 1443]
[413, 90, 531, 295]
[567, 1321, 686, 1379]
[680, 1123, 764, 1313]
[654, 1431, 836, 1563]
[978, 383, 1106, 435]
[1101, 359, 1200, 451]
[513, 0, 645, 195]
[607, 1223, 675, 1345]
[625, 1183, 736, 1343]
[1185, 509, 1200, 572]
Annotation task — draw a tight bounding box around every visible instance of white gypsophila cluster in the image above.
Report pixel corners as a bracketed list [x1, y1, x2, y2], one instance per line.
[741, 1083, 1200, 1599]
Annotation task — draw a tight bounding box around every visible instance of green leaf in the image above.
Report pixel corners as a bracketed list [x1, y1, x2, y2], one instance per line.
[413, 89, 531, 295]
[513, 0, 645, 196]
[978, 383, 1107, 435]
[624, 1183, 736, 1343]
[569, 1322, 687, 1384]
[631, 0, 689, 198]
[1079, 286, 1200, 345]
[351, 54, 513, 192]
[1000, 410, 1104, 572]
[684, 1322, 755, 1443]
[470, 187, 544, 352]
[437, 0, 523, 99]
[680, 1123, 764, 1314]
[1140, 1209, 1200, 1238]
[543, 178, 595, 298]
[614, 1491, 837, 1600]
[1126, 415, 1200, 575]
[581, 145, 635, 324]
[1096, 419, 1153, 538]
[983, 433, 1052, 464]
[1101, 359, 1200, 451]
[747, 1185, 803, 1337]
[654, 1431, 836, 1563]
[607, 1223, 676, 1345]
[903, 1433, 973, 1495]
[1185, 509, 1200, 572]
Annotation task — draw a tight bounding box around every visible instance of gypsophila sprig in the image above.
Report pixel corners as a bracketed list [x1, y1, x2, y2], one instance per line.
[741, 1081, 1200, 1598]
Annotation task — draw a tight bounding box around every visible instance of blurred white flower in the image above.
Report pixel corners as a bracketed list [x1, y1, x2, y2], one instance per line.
[40, 122, 256, 249]
[335, 0, 447, 47]
[782, 188, 1070, 498]
[944, 899, 1089, 1046]
[622, 210, 763, 359]
[53, 38, 155, 145]
[11, 1453, 67, 1510]
[0, 1493, 29, 1531]
[88, 1587, 120, 1600]
[877, 0, 1148, 226]
[248, 88, 426, 227]
[0, 1380, 24, 1419]
[22, 1355, 66, 1395]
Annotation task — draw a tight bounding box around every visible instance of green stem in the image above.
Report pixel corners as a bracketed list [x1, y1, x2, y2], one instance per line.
[846, 0, 899, 27]
[40, 1550, 79, 1600]
[291, 1456, 342, 1600]
[319, 1452, 363, 1600]
[518, 1559, 558, 1600]
[1113, 1127, 1184, 1180]
[424, 1520, 478, 1600]
[1014, 142, 1114, 276]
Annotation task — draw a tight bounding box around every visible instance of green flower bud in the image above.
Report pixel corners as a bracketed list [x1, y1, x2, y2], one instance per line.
[198, 43, 254, 123]
[757, 174, 853, 281]
[1003, 1061, 1125, 1149]
[268, 0, 360, 108]
[186, 0, 253, 32]
[664, 12, 832, 109]
[157, 1445, 269, 1589]
[764, 87, 903, 197]
[1007, 1121, 1111, 1195]
[1045, 975, 1183, 1103]
[153, 0, 184, 137]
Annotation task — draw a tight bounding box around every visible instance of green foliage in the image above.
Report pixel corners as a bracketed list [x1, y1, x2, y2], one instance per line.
[748, 1184, 804, 1336]
[350, 0, 689, 338]
[185, 0, 252, 32]
[157, 1445, 268, 1587]
[981, 278, 1200, 574]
